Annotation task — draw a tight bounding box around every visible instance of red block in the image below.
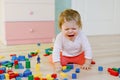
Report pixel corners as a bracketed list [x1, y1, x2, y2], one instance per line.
[51, 73, 57, 79]
[107, 68, 119, 76]
[10, 54, 16, 56]
[14, 60, 18, 65]
[91, 60, 96, 64]
[0, 70, 4, 74]
[34, 77, 40, 80]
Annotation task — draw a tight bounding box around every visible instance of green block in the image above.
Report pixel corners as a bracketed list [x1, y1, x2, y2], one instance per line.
[112, 67, 119, 72]
[26, 60, 31, 68]
[28, 75, 33, 80]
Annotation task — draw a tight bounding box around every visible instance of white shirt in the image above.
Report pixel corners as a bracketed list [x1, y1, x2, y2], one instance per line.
[52, 31, 93, 62]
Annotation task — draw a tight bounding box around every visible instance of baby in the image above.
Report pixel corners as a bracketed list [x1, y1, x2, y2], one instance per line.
[52, 9, 93, 72]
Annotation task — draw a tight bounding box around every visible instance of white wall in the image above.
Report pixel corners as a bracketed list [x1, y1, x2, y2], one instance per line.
[0, 0, 5, 42]
[72, 0, 120, 35]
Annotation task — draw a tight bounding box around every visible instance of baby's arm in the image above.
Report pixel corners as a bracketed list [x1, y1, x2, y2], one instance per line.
[54, 62, 62, 72]
[81, 59, 92, 70]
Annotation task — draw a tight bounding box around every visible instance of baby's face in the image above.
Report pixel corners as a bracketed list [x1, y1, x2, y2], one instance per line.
[61, 20, 80, 41]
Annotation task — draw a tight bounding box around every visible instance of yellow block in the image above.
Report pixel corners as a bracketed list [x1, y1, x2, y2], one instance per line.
[34, 73, 42, 78]
[35, 63, 40, 72]
[0, 56, 5, 59]
[60, 72, 67, 78]
[62, 66, 67, 70]
[5, 73, 9, 80]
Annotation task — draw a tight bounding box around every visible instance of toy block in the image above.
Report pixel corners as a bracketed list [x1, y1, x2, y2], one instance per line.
[11, 56, 17, 61]
[34, 77, 40, 80]
[62, 66, 67, 70]
[15, 64, 19, 69]
[98, 66, 103, 72]
[91, 60, 96, 64]
[0, 70, 4, 74]
[60, 72, 67, 78]
[0, 74, 5, 79]
[14, 60, 18, 65]
[28, 54, 32, 58]
[118, 68, 120, 73]
[51, 73, 57, 79]
[16, 77, 22, 80]
[0, 56, 5, 59]
[44, 47, 53, 55]
[5, 73, 9, 80]
[67, 64, 74, 69]
[25, 60, 31, 69]
[0, 67, 6, 73]
[62, 64, 73, 73]
[63, 78, 68, 80]
[107, 68, 119, 76]
[46, 74, 52, 79]
[75, 68, 80, 73]
[23, 69, 32, 77]
[72, 73, 77, 79]
[112, 67, 119, 72]
[18, 63, 24, 69]
[43, 54, 49, 56]
[35, 63, 40, 72]
[1, 61, 13, 68]
[8, 72, 19, 79]
[34, 73, 42, 78]
[36, 50, 40, 53]
[37, 55, 41, 63]
[28, 75, 34, 80]
[10, 54, 16, 56]
[18, 55, 26, 61]
[118, 68, 120, 78]
[18, 73, 23, 77]
[29, 51, 39, 57]
[62, 69, 71, 73]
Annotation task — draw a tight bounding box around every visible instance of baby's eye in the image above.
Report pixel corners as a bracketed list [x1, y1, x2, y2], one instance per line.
[65, 28, 69, 30]
[72, 28, 76, 30]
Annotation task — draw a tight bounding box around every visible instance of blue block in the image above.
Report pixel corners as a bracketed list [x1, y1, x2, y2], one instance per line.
[16, 77, 21, 80]
[18, 63, 24, 69]
[63, 78, 68, 80]
[28, 54, 32, 58]
[18, 56, 25, 61]
[0, 74, 5, 79]
[11, 56, 17, 61]
[98, 66, 103, 71]
[72, 73, 77, 79]
[75, 68, 80, 73]
[18, 73, 23, 77]
[62, 69, 71, 73]
[23, 69, 32, 77]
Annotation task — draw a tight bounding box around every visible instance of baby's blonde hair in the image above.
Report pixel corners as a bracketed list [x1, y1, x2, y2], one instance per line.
[58, 9, 82, 29]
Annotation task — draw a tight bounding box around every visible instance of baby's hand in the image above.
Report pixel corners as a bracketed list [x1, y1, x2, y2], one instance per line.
[80, 63, 91, 70]
[54, 62, 62, 72]
[80, 59, 92, 70]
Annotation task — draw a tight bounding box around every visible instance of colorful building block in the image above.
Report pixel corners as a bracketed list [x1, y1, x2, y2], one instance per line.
[107, 68, 119, 76]
[72, 73, 77, 79]
[98, 66, 103, 72]
[37, 55, 40, 63]
[75, 68, 80, 73]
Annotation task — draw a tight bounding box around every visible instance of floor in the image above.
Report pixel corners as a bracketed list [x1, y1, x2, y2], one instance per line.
[0, 35, 120, 80]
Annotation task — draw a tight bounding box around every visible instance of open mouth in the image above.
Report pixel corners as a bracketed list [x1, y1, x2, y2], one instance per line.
[67, 35, 75, 37]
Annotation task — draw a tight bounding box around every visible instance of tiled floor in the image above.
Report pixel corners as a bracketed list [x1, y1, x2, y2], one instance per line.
[0, 35, 120, 80]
